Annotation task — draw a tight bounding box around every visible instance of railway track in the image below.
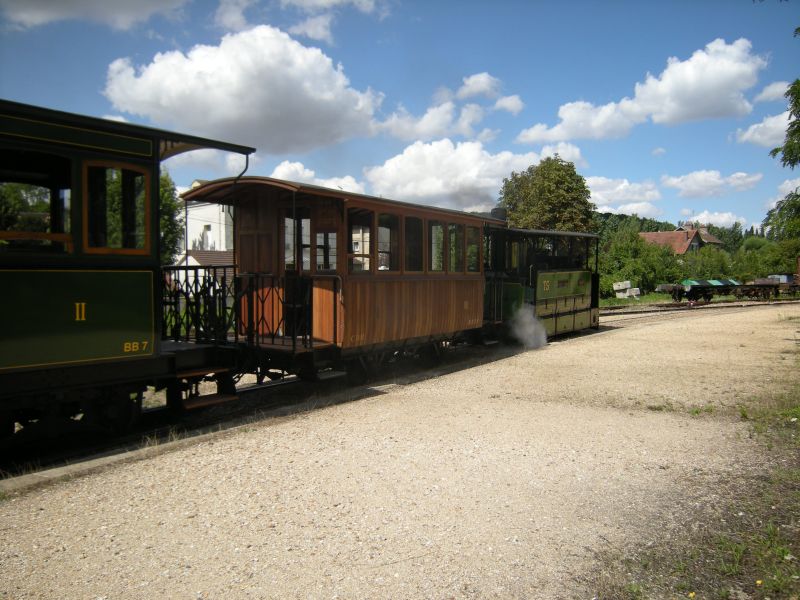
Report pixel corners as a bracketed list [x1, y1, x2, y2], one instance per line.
[4, 300, 797, 482]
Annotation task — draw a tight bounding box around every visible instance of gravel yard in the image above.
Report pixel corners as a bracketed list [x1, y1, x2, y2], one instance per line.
[1, 304, 798, 599]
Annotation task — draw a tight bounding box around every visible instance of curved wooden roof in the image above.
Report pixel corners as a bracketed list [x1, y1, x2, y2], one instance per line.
[183, 175, 506, 225]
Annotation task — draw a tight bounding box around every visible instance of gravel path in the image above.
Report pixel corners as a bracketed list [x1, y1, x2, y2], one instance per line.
[1, 304, 798, 599]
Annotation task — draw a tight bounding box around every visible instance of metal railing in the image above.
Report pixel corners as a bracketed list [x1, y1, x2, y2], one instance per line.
[162, 266, 341, 351]
[161, 265, 238, 344]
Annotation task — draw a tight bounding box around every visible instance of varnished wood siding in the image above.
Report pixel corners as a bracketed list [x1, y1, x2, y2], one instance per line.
[341, 277, 484, 349]
[312, 279, 340, 343]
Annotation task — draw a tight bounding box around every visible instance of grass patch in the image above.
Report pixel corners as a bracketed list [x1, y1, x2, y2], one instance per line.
[689, 405, 716, 416]
[592, 386, 800, 599]
[601, 293, 673, 307]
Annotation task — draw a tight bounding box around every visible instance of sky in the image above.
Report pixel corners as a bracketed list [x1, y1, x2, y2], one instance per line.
[1, 0, 799, 230]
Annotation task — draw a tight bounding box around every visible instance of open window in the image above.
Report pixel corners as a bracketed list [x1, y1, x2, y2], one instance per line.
[466, 226, 480, 272]
[0, 150, 72, 253]
[316, 231, 337, 271]
[85, 163, 149, 254]
[428, 220, 444, 272]
[348, 208, 372, 273]
[284, 208, 311, 271]
[377, 213, 399, 271]
[404, 216, 423, 272]
[448, 223, 464, 273]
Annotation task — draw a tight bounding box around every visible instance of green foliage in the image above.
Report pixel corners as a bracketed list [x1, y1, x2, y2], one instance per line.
[499, 156, 596, 232]
[0, 183, 51, 232]
[598, 220, 681, 296]
[595, 212, 675, 251]
[707, 222, 744, 254]
[159, 170, 182, 265]
[763, 189, 800, 242]
[769, 29, 799, 171]
[681, 246, 731, 280]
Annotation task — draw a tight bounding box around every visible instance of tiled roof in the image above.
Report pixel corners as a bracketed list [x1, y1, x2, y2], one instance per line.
[639, 230, 701, 254]
[184, 249, 235, 266]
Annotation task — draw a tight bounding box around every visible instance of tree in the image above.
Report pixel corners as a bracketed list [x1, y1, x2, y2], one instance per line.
[763, 27, 800, 241]
[763, 190, 800, 241]
[599, 220, 681, 297]
[159, 169, 182, 265]
[498, 156, 596, 232]
[769, 27, 800, 169]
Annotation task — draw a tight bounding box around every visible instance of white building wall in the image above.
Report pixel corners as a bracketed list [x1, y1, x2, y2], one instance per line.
[182, 202, 234, 251]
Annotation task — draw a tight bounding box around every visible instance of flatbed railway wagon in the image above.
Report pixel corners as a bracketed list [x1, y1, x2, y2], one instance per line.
[0, 100, 254, 438]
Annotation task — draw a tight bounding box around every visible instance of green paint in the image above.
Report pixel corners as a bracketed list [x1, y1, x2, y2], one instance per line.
[0, 113, 152, 157]
[0, 270, 154, 370]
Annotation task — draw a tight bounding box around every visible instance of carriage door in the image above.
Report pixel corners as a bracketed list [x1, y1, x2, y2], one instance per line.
[283, 208, 311, 339]
[312, 201, 341, 344]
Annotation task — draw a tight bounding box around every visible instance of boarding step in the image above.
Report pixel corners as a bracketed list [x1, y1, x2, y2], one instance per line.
[182, 393, 238, 411]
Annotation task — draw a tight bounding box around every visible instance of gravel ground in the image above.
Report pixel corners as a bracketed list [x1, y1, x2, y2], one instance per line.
[1, 304, 798, 600]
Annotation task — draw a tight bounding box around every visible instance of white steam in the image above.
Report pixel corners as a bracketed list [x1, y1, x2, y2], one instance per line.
[510, 306, 547, 349]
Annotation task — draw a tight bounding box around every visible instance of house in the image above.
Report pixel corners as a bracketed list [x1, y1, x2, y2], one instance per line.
[639, 225, 723, 255]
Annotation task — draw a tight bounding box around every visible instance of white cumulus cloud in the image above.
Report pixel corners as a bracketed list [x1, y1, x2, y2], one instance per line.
[456, 72, 502, 100]
[766, 177, 800, 210]
[380, 101, 488, 141]
[494, 95, 524, 115]
[661, 170, 762, 198]
[602, 202, 664, 219]
[364, 139, 542, 212]
[0, 0, 187, 29]
[104, 25, 382, 154]
[270, 160, 365, 193]
[214, 0, 255, 31]
[280, 0, 378, 12]
[517, 38, 767, 144]
[683, 210, 747, 227]
[586, 176, 661, 208]
[289, 13, 335, 43]
[754, 81, 789, 103]
[736, 111, 789, 147]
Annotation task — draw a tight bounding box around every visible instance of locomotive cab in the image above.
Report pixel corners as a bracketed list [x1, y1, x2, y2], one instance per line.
[0, 100, 253, 438]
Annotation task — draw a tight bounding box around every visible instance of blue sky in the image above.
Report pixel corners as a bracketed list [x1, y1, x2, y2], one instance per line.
[1, 0, 798, 229]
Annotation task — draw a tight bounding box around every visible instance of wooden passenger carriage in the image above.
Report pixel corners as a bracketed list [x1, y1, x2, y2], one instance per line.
[182, 177, 501, 372]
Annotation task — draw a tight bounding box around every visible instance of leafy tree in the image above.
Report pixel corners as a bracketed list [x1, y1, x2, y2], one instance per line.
[499, 156, 596, 232]
[769, 27, 800, 169]
[599, 220, 681, 296]
[595, 212, 675, 251]
[0, 183, 50, 232]
[681, 246, 731, 280]
[763, 190, 800, 242]
[763, 26, 800, 242]
[706, 222, 744, 254]
[159, 170, 182, 265]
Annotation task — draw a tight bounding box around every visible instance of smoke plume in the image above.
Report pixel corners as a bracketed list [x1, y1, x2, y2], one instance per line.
[510, 307, 548, 350]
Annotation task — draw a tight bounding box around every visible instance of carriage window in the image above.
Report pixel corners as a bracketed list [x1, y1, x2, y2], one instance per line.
[404, 216, 423, 271]
[86, 165, 148, 252]
[466, 226, 480, 272]
[378, 214, 399, 271]
[316, 231, 337, 271]
[348, 208, 372, 273]
[428, 220, 444, 272]
[284, 210, 311, 271]
[0, 150, 72, 253]
[448, 223, 464, 272]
